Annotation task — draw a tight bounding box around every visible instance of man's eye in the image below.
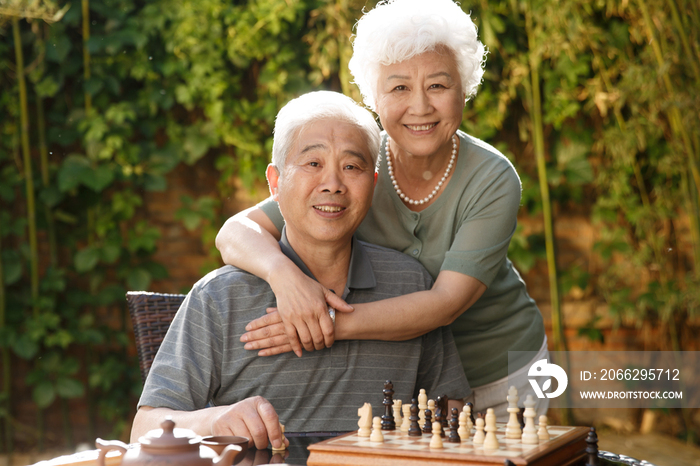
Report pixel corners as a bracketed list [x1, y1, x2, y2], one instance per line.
[345, 165, 357, 170]
[309, 162, 319, 167]
[429, 83, 445, 89]
[393, 85, 407, 91]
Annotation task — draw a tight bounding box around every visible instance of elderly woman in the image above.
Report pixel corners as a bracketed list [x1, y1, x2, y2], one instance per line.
[215, 0, 547, 419]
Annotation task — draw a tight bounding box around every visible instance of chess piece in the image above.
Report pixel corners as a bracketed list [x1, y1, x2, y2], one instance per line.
[408, 398, 422, 437]
[401, 404, 411, 432]
[393, 399, 403, 430]
[271, 423, 287, 451]
[585, 427, 599, 466]
[357, 403, 372, 437]
[465, 402, 475, 424]
[483, 408, 499, 450]
[505, 461, 516, 466]
[427, 399, 436, 422]
[472, 417, 485, 445]
[418, 389, 428, 428]
[463, 404, 473, 433]
[422, 409, 433, 434]
[429, 422, 443, 448]
[538, 415, 550, 441]
[505, 386, 521, 439]
[381, 380, 395, 430]
[458, 410, 469, 441]
[436, 395, 449, 430]
[370, 416, 384, 442]
[448, 408, 460, 443]
[521, 395, 538, 444]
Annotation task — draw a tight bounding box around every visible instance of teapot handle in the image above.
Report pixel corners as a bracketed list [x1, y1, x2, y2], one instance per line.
[95, 438, 128, 466]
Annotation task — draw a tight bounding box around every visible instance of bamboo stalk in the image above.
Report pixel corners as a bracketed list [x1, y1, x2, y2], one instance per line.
[525, 4, 570, 426]
[82, 0, 92, 116]
[637, 0, 700, 273]
[0, 231, 11, 453]
[12, 17, 39, 314]
[665, 0, 700, 81]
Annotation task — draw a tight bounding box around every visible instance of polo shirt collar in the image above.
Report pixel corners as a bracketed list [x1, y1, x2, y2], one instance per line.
[278, 227, 377, 296]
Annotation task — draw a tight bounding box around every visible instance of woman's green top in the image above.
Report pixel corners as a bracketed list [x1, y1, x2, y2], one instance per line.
[259, 130, 545, 387]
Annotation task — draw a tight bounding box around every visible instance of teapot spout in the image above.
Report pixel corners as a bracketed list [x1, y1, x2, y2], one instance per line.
[213, 444, 242, 466]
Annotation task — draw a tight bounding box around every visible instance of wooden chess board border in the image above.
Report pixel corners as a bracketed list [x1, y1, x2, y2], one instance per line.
[306, 424, 590, 466]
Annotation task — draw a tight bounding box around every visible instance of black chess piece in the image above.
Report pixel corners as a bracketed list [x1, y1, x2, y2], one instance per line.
[504, 461, 516, 466]
[381, 380, 395, 430]
[448, 408, 460, 443]
[422, 409, 433, 434]
[408, 398, 422, 437]
[585, 426, 599, 466]
[436, 394, 449, 431]
[517, 406, 525, 429]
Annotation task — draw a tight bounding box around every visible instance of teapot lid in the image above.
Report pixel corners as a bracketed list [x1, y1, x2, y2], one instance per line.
[139, 418, 201, 449]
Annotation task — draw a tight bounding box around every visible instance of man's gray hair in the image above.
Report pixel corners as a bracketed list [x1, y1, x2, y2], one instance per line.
[272, 91, 381, 172]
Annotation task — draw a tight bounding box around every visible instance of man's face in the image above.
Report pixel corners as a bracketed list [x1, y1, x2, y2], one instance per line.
[268, 118, 376, 248]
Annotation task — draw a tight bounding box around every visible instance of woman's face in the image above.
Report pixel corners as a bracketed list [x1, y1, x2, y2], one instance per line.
[375, 48, 465, 160]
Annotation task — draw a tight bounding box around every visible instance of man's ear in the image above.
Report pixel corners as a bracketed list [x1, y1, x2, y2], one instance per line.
[266, 164, 281, 201]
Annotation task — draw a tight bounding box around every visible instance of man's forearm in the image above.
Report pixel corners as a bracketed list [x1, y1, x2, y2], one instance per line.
[131, 406, 217, 442]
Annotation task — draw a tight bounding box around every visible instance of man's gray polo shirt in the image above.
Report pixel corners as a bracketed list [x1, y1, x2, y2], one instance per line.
[138, 231, 470, 432]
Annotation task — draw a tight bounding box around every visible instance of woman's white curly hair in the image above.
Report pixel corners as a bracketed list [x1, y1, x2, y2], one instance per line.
[349, 0, 487, 112]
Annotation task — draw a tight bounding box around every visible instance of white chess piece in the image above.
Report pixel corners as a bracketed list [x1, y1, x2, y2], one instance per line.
[538, 415, 550, 441]
[472, 417, 485, 445]
[357, 403, 372, 437]
[393, 399, 402, 430]
[483, 408, 499, 450]
[429, 421, 444, 448]
[463, 404, 473, 433]
[428, 399, 436, 421]
[418, 389, 428, 428]
[271, 422, 287, 451]
[521, 395, 539, 444]
[458, 411, 469, 441]
[505, 385, 521, 439]
[401, 404, 411, 432]
[370, 416, 384, 442]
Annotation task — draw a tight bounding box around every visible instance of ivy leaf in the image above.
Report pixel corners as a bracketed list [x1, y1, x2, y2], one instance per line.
[100, 243, 121, 263]
[11, 334, 39, 359]
[46, 34, 72, 63]
[2, 250, 22, 285]
[58, 155, 91, 192]
[127, 268, 152, 291]
[75, 247, 100, 272]
[35, 76, 61, 98]
[83, 165, 115, 192]
[33, 381, 56, 408]
[56, 378, 85, 398]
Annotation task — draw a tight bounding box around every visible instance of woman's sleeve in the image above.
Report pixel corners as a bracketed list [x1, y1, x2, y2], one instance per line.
[257, 196, 285, 232]
[440, 160, 522, 288]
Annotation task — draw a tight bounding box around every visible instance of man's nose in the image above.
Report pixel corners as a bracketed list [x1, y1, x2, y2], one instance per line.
[320, 166, 346, 193]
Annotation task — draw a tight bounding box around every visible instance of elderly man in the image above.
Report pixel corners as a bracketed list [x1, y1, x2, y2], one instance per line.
[131, 91, 469, 450]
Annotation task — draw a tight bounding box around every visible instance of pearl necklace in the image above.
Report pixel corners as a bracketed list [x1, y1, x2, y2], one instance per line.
[385, 134, 457, 205]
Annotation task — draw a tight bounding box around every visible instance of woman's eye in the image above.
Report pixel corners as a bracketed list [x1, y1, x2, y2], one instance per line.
[309, 161, 319, 167]
[429, 83, 445, 89]
[393, 85, 407, 91]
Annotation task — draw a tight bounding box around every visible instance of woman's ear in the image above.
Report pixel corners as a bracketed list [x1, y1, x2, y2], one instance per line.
[266, 164, 281, 200]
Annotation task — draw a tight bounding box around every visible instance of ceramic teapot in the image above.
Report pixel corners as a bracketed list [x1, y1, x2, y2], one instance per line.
[96, 418, 241, 466]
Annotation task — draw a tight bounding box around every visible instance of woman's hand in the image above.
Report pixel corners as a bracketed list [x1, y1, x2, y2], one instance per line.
[265, 264, 353, 357]
[241, 309, 292, 356]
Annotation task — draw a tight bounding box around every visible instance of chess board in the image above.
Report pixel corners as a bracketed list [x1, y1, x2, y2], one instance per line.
[306, 422, 589, 466]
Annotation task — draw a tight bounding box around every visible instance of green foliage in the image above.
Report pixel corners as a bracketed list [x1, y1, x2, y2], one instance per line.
[1, 0, 699, 451]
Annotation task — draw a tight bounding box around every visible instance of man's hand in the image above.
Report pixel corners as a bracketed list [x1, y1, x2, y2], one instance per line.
[211, 397, 288, 450]
[267, 264, 352, 356]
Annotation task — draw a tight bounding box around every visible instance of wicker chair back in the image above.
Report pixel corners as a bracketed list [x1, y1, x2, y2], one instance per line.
[126, 291, 186, 383]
